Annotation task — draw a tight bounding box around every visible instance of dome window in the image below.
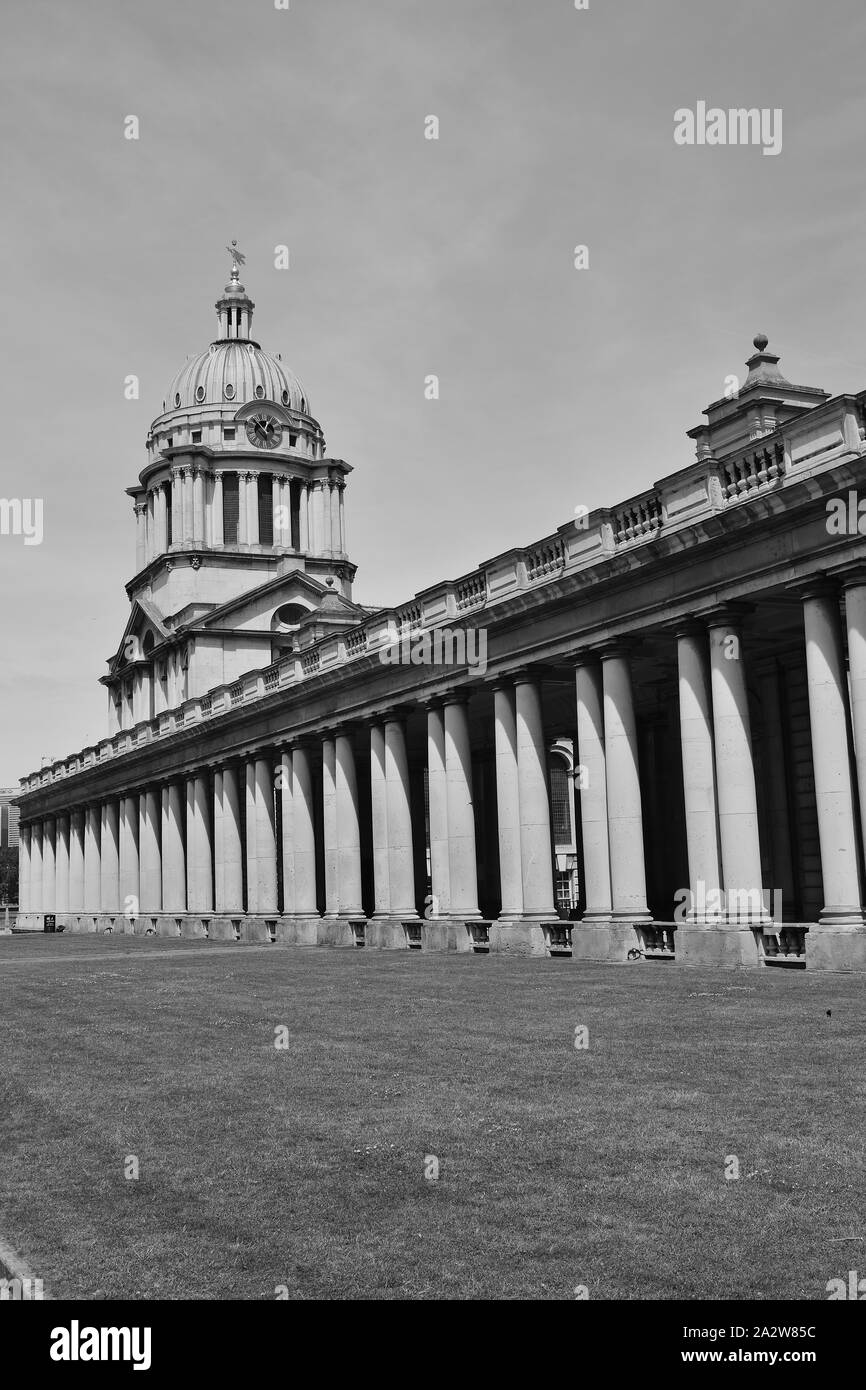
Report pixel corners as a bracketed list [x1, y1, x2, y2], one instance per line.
[195, 385, 205, 403]
[174, 392, 181, 407]
[224, 383, 235, 400]
[255, 384, 264, 399]
[300, 398, 307, 413]
[281, 389, 289, 406]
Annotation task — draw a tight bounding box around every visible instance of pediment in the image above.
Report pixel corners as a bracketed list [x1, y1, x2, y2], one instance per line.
[106, 599, 169, 677]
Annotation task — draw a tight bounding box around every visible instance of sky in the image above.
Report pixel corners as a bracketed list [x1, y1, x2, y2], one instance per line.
[2, 0, 866, 783]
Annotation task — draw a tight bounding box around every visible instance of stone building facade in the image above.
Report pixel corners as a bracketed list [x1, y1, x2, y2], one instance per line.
[13, 271, 866, 972]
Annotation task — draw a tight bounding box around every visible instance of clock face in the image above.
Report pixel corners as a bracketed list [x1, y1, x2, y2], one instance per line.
[246, 412, 283, 449]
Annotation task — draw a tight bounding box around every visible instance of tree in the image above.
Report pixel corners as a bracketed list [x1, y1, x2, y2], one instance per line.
[0, 847, 18, 905]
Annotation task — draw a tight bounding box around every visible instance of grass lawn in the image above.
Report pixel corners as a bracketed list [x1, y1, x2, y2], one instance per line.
[0, 934, 863, 1300]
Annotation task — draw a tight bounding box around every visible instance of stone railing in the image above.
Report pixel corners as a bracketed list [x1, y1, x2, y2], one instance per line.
[720, 439, 785, 500]
[18, 393, 865, 796]
[455, 573, 486, 611]
[345, 627, 367, 657]
[611, 491, 663, 546]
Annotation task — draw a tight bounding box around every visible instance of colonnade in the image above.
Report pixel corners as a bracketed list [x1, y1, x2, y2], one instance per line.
[135, 469, 346, 569]
[18, 676, 555, 929]
[17, 577, 866, 961]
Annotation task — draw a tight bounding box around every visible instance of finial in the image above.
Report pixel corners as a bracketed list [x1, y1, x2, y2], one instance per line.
[225, 239, 246, 284]
[753, 332, 769, 352]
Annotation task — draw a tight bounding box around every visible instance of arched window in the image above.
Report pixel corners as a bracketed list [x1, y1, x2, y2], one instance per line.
[549, 755, 572, 843]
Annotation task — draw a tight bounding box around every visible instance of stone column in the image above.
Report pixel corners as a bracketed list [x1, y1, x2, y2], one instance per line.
[100, 800, 120, 913]
[211, 473, 224, 547]
[219, 765, 244, 914]
[443, 696, 479, 918]
[311, 480, 324, 555]
[426, 703, 451, 918]
[83, 807, 100, 912]
[299, 483, 310, 552]
[156, 484, 167, 554]
[707, 609, 765, 926]
[55, 814, 70, 914]
[245, 760, 257, 911]
[370, 723, 391, 917]
[135, 501, 147, 572]
[677, 625, 722, 923]
[801, 584, 864, 925]
[601, 647, 650, 921]
[322, 736, 339, 917]
[255, 755, 278, 913]
[247, 473, 260, 545]
[182, 466, 194, 546]
[842, 572, 866, 866]
[161, 782, 186, 913]
[237, 473, 249, 545]
[30, 821, 43, 913]
[212, 768, 224, 910]
[385, 715, 417, 918]
[338, 482, 347, 554]
[279, 751, 294, 916]
[119, 796, 139, 917]
[515, 674, 556, 918]
[574, 660, 612, 919]
[18, 824, 31, 914]
[291, 744, 318, 916]
[42, 817, 56, 914]
[274, 476, 289, 547]
[170, 468, 183, 548]
[68, 811, 85, 912]
[492, 685, 522, 918]
[139, 789, 162, 913]
[186, 772, 213, 913]
[192, 467, 205, 547]
[329, 482, 341, 554]
[335, 732, 363, 915]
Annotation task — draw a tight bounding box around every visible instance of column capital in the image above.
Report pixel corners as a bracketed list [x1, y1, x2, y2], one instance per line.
[836, 564, 866, 591]
[702, 601, 754, 629]
[786, 577, 839, 604]
[596, 637, 642, 662]
[509, 664, 554, 686]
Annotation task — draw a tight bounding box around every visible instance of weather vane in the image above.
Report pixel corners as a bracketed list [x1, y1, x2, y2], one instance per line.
[225, 239, 246, 280]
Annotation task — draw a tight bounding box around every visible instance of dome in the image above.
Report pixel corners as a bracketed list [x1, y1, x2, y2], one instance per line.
[156, 247, 314, 422]
[162, 341, 311, 417]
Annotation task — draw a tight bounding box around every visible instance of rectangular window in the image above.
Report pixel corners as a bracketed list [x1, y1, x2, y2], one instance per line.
[191, 430, 201, 444]
[289, 479, 300, 549]
[222, 474, 239, 544]
[258, 475, 274, 545]
[224, 427, 235, 441]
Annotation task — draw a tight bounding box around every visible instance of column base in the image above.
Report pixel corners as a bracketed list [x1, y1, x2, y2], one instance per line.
[317, 917, 359, 949]
[807, 925, 866, 971]
[421, 920, 475, 953]
[572, 919, 651, 962]
[676, 924, 760, 969]
[489, 919, 548, 956]
[817, 906, 866, 928]
[366, 918, 415, 950]
[275, 915, 320, 946]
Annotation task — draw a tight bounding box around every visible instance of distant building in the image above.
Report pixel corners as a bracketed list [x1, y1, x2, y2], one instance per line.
[0, 790, 20, 849]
